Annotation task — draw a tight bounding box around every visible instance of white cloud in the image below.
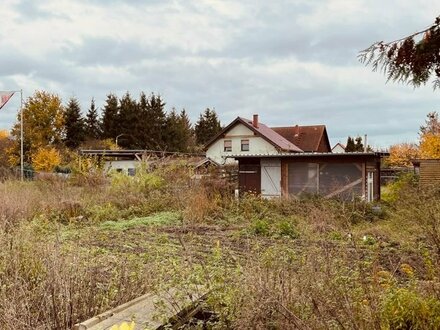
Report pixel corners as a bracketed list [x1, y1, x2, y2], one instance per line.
[1, 0, 440, 148]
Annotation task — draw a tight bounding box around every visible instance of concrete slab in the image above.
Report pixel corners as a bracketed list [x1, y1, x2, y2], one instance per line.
[73, 290, 206, 330]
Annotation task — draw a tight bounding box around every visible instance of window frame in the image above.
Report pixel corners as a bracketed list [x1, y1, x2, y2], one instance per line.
[241, 139, 250, 151]
[224, 139, 232, 152]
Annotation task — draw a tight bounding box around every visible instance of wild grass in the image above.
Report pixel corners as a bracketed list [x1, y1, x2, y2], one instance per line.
[0, 164, 439, 329]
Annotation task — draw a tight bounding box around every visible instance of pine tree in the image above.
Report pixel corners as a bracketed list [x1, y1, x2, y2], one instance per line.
[146, 94, 167, 150]
[137, 92, 150, 149]
[85, 98, 101, 140]
[194, 108, 222, 145]
[117, 92, 139, 148]
[164, 108, 194, 152]
[179, 109, 195, 151]
[345, 136, 356, 152]
[64, 97, 86, 149]
[354, 136, 364, 152]
[101, 94, 119, 139]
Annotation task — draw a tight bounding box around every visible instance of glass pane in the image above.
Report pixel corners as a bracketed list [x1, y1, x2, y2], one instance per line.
[241, 139, 249, 151]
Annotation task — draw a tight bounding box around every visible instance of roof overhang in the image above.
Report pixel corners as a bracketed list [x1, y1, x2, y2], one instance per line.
[80, 149, 204, 157]
[227, 152, 389, 159]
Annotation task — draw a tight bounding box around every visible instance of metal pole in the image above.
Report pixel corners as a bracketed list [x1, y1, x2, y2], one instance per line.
[20, 89, 24, 181]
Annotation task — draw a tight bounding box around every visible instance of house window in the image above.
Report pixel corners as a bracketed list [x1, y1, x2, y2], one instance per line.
[241, 139, 249, 151]
[224, 140, 232, 152]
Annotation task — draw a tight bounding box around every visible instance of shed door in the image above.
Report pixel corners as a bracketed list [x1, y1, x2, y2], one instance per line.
[261, 159, 281, 198]
[239, 164, 261, 194]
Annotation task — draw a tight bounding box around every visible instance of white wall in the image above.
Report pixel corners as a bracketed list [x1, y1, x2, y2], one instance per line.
[206, 123, 278, 164]
[332, 144, 345, 153]
[104, 160, 139, 175]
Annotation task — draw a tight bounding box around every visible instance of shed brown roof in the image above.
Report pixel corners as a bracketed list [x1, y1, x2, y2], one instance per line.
[271, 125, 331, 152]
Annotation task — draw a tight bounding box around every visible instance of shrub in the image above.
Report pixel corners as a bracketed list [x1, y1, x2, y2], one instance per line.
[251, 219, 270, 236]
[277, 220, 300, 239]
[381, 288, 440, 330]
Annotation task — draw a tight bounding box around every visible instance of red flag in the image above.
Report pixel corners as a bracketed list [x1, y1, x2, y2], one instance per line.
[0, 91, 15, 110]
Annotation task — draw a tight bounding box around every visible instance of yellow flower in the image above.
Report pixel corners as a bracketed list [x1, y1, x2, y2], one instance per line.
[400, 263, 414, 278]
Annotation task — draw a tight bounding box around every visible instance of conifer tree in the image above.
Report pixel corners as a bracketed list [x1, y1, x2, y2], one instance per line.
[137, 92, 150, 149]
[164, 108, 194, 152]
[194, 108, 222, 145]
[64, 97, 86, 149]
[117, 92, 139, 148]
[85, 98, 101, 140]
[345, 136, 356, 152]
[145, 94, 167, 149]
[101, 94, 119, 139]
[354, 136, 364, 152]
[179, 109, 195, 151]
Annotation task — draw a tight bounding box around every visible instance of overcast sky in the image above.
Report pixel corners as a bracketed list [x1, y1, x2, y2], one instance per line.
[1, 0, 439, 148]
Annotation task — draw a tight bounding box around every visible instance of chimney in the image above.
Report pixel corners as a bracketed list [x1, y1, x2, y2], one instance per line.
[253, 114, 259, 128]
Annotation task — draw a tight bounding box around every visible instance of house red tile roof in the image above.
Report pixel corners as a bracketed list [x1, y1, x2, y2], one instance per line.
[271, 125, 330, 152]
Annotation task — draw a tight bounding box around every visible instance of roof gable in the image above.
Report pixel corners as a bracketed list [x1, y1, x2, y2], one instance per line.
[205, 117, 303, 152]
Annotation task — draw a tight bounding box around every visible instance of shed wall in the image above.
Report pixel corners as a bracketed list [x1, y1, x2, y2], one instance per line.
[419, 160, 440, 186]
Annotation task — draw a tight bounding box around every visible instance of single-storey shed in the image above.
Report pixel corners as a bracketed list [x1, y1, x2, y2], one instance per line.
[232, 152, 387, 201]
[411, 159, 440, 186]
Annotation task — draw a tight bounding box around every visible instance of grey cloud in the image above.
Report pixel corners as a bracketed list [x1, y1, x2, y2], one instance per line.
[1, 0, 438, 149]
[61, 37, 184, 66]
[14, 0, 68, 21]
[0, 51, 35, 76]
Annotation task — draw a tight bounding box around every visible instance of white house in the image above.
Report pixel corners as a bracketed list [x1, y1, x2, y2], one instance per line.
[205, 115, 331, 165]
[205, 115, 303, 165]
[332, 142, 346, 153]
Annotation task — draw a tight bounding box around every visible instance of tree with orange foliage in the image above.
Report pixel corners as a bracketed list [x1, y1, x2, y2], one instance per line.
[419, 133, 440, 159]
[8, 91, 65, 166]
[418, 111, 440, 158]
[32, 147, 61, 172]
[0, 130, 12, 168]
[387, 143, 420, 167]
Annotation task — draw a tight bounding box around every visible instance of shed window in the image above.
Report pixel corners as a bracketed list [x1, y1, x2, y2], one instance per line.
[241, 139, 249, 151]
[224, 140, 232, 152]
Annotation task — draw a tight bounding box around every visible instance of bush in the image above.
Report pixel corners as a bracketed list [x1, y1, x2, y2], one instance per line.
[381, 288, 440, 330]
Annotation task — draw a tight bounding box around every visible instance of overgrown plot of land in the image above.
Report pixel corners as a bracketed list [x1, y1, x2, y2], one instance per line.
[0, 169, 439, 329]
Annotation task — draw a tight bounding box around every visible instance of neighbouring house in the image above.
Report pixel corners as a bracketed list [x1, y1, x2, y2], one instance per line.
[80, 149, 147, 175]
[79, 149, 210, 176]
[205, 115, 388, 201]
[411, 159, 440, 186]
[332, 142, 346, 153]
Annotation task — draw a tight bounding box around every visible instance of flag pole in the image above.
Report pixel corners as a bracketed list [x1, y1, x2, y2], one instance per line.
[20, 89, 23, 181]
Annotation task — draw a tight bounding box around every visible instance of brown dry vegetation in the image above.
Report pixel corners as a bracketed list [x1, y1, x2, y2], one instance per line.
[0, 165, 439, 329]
